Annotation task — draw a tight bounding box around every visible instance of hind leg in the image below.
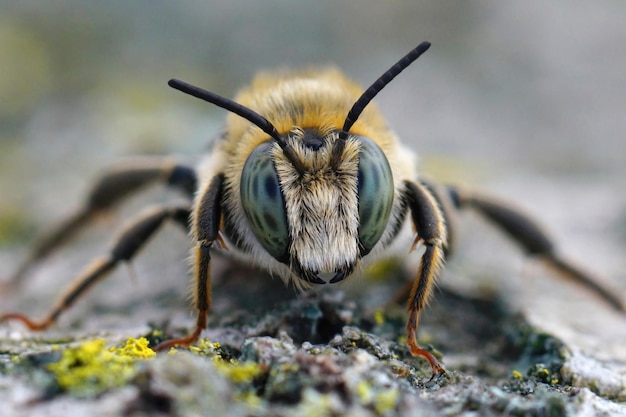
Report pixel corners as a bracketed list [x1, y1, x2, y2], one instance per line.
[1, 204, 191, 330]
[446, 185, 624, 312]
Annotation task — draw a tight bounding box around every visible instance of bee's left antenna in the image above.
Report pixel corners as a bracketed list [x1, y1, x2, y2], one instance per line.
[168, 79, 305, 173]
[332, 42, 431, 165]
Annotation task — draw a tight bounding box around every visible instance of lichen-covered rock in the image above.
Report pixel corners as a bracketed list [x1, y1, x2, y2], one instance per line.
[2, 288, 625, 416]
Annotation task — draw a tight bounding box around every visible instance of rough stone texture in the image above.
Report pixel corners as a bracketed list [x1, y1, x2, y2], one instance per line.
[1, 267, 625, 416]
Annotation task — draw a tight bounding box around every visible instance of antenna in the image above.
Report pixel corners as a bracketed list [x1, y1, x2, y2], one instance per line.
[332, 41, 431, 165]
[168, 79, 305, 173]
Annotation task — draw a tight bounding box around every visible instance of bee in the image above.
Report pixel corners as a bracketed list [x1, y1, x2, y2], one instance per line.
[1, 42, 623, 376]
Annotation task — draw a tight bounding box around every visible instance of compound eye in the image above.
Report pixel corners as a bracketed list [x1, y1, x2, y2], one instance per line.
[357, 137, 394, 256]
[240, 142, 290, 262]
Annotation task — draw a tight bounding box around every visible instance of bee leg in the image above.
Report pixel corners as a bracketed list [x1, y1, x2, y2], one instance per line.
[420, 179, 459, 257]
[154, 174, 225, 352]
[403, 181, 448, 376]
[6, 158, 197, 289]
[447, 185, 625, 312]
[0, 204, 191, 330]
[391, 179, 458, 305]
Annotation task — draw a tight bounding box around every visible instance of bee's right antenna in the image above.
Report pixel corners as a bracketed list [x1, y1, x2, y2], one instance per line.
[332, 41, 431, 167]
[168, 79, 305, 174]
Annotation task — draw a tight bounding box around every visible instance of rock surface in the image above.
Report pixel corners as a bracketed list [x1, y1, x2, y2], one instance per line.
[1, 263, 625, 416]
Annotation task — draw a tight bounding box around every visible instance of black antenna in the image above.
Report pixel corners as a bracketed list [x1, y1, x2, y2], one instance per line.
[332, 41, 431, 165]
[168, 79, 305, 173]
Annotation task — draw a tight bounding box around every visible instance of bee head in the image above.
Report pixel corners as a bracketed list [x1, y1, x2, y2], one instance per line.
[168, 42, 430, 285]
[239, 127, 394, 285]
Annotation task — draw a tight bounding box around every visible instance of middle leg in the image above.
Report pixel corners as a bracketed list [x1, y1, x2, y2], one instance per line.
[7, 158, 197, 289]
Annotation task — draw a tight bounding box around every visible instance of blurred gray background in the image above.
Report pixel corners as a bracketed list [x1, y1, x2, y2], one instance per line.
[0, 1, 625, 356]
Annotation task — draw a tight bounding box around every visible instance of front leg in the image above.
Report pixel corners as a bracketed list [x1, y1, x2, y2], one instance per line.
[403, 181, 448, 376]
[448, 185, 625, 312]
[154, 174, 225, 351]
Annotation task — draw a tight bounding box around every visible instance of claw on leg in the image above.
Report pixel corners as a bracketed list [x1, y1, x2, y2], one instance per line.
[405, 309, 445, 376]
[153, 311, 207, 352]
[0, 313, 54, 331]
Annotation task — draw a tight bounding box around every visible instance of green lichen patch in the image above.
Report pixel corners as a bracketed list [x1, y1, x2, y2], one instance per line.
[502, 317, 571, 385]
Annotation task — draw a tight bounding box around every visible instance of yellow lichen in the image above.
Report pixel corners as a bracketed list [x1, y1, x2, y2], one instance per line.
[374, 388, 400, 414]
[109, 336, 156, 359]
[47, 337, 155, 396]
[188, 337, 220, 357]
[234, 390, 264, 408]
[356, 380, 400, 414]
[373, 308, 386, 326]
[214, 360, 263, 383]
[512, 369, 524, 379]
[356, 380, 373, 404]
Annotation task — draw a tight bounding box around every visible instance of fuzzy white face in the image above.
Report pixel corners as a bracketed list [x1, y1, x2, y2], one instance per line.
[238, 129, 396, 287]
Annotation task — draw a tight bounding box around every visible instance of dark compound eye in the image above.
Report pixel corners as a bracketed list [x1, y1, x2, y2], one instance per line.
[240, 142, 290, 262]
[356, 137, 394, 256]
